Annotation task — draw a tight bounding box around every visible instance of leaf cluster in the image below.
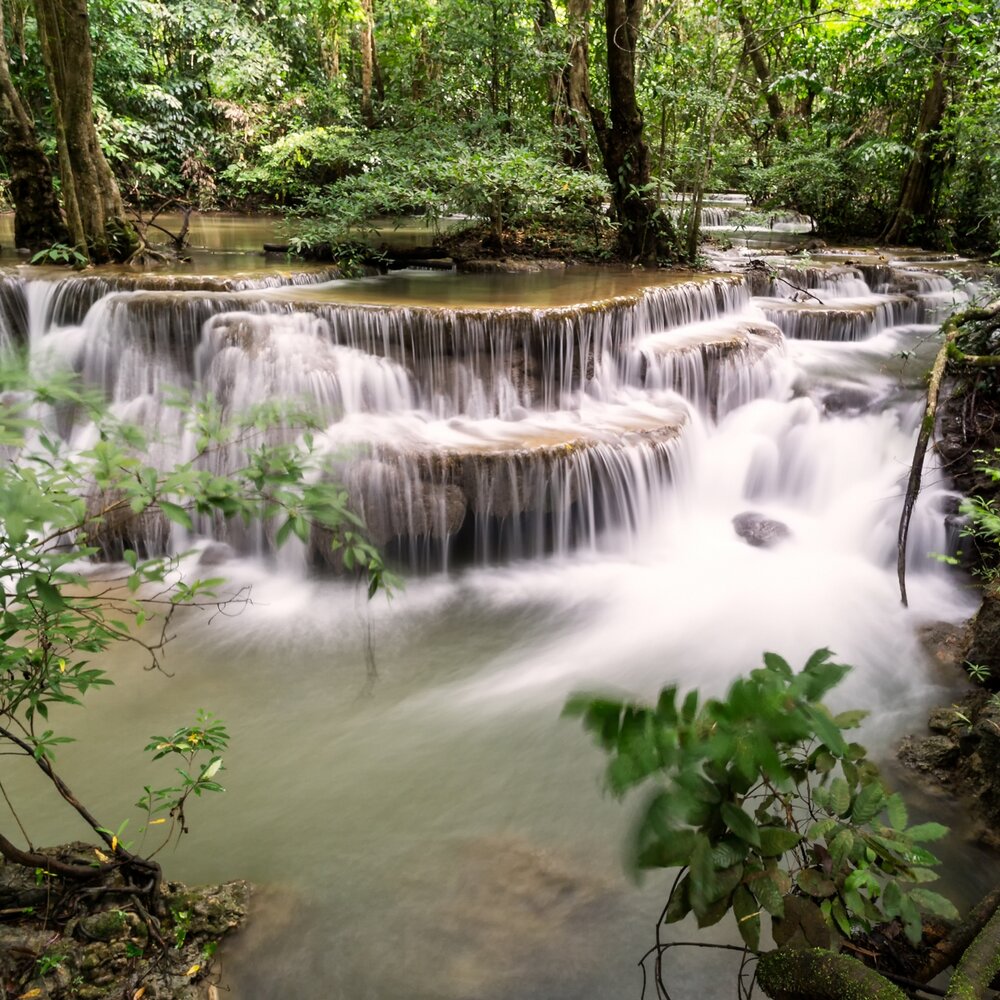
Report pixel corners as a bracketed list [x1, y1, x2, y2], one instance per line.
[566, 650, 957, 954]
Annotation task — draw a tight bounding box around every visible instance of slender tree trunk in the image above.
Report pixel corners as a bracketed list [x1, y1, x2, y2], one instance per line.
[535, 0, 592, 170]
[736, 4, 788, 144]
[0, 1, 66, 251]
[588, 0, 674, 262]
[360, 0, 376, 127]
[563, 0, 593, 170]
[33, 0, 136, 262]
[881, 37, 955, 245]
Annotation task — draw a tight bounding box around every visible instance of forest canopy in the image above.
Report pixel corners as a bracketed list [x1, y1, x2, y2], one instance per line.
[1, 0, 997, 261]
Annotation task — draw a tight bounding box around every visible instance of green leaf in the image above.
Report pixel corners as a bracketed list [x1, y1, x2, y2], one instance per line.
[909, 889, 959, 921]
[906, 822, 949, 842]
[829, 777, 851, 817]
[748, 871, 785, 917]
[762, 652, 792, 677]
[899, 894, 923, 946]
[34, 577, 66, 612]
[850, 781, 885, 824]
[159, 501, 193, 530]
[795, 868, 837, 898]
[712, 838, 748, 869]
[732, 885, 760, 951]
[756, 826, 802, 857]
[829, 829, 854, 872]
[721, 803, 761, 847]
[886, 793, 909, 832]
[883, 880, 904, 919]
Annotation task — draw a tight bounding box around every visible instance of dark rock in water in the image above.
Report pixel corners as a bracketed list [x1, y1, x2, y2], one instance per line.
[733, 511, 791, 548]
[898, 733, 962, 773]
[917, 619, 971, 679]
[821, 385, 877, 415]
[199, 541, 236, 566]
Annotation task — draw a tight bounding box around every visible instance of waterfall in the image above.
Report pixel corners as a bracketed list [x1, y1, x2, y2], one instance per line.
[15, 258, 977, 582]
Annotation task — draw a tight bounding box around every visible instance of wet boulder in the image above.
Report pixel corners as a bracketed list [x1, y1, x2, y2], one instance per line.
[732, 511, 791, 548]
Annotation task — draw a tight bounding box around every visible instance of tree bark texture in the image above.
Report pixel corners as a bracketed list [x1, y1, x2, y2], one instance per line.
[588, 0, 674, 262]
[33, 0, 135, 262]
[882, 37, 956, 245]
[946, 902, 1000, 999]
[0, 1, 66, 250]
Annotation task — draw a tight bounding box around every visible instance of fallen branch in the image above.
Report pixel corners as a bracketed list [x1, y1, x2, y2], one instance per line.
[756, 947, 908, 1000]
[946, 902, 1000, 999]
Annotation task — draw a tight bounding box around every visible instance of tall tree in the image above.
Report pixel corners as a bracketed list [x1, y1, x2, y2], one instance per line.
[0, 0, 66, 250]
[881, 31, 957, 245]
[587, 0, 676, 262]
[33, 0, 137, 262]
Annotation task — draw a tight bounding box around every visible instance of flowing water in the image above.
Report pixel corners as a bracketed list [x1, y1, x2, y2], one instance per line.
[2, 242, 995, 998]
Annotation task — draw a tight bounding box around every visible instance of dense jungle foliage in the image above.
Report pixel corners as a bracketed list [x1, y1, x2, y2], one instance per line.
[1, 0, 998, 262]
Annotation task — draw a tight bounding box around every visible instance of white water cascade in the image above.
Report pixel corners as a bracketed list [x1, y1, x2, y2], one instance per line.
[3, 255, 991, 999]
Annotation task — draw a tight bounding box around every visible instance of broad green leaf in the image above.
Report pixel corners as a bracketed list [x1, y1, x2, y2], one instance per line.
[795, 868, 837, 898]
[721, 803, 760, 847]
[906, 822, 949, 843]
[909, 889, 959, 921]
[756, 826, 802, 857]
[34, 577, 66, 612]
[850, 780, 885, 824]
[732, 886, 760, 951]
[747, 871, 784, 917]
[886, 793, 909, 832]
[899, 894, 923, 946]
[829, 777, 851, 817]
[159, 501, 193, 530]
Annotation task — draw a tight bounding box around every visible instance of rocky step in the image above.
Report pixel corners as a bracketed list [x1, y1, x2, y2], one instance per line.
[756, 294, 920, 341]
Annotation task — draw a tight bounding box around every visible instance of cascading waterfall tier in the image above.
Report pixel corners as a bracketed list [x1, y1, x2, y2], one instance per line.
[18, 257, 974, 573]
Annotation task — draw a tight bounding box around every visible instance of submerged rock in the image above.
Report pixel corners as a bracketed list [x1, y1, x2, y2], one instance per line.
[732, 511, 791, 548]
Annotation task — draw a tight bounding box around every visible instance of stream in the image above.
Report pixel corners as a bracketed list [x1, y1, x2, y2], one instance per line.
[1, 211, 996, 998]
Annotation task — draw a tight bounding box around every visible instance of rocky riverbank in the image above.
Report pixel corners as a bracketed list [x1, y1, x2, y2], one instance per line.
[898, 318, 1000, 841]
[0, 844, 249, 1000]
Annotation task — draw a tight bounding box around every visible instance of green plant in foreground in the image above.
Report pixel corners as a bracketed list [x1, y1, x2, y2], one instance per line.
[29, 243, 89, 268]
[0, 364, 387, 899]
[566, 650, 958, 961]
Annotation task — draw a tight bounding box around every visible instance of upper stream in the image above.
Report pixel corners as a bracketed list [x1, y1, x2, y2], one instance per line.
[3, 229, 995, 998]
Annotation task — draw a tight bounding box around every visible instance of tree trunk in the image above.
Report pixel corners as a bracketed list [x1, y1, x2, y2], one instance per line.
[360, 0, 376, 127]
[881, 37, 955, 245]
[0, 2, 66, 251]
[535, 0, 592, 171]
[588, 0, 675, 262]
[736, 4, 788, 144]
[563, 0, 593, 170]
[33, 0, 137, 262]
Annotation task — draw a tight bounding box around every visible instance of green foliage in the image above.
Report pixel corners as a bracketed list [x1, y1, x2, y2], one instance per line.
[0, 363, 387, 863]
[29, 244, 89, 268]
[566, 650, 957, 952]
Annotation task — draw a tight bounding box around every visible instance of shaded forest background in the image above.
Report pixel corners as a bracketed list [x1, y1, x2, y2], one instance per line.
[1, 0, 997, 262]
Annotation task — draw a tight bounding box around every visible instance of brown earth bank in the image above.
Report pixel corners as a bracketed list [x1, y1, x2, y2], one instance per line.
[0, 843, 248, 1000]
